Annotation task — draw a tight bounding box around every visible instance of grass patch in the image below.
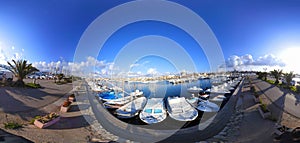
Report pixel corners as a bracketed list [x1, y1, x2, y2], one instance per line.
[4, 122, 22, 129]
[266, 79, 275, 85]
[290, 86, 297, 92]
[26, 83, 42, 88]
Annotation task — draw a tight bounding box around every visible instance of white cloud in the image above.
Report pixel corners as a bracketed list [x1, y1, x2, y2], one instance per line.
[225, 54, 285, 67]
[223, 54, 287, 72]
[254, 54, 285, 66]
[31, 56, 115, 77]
[147, 68, 158, 75]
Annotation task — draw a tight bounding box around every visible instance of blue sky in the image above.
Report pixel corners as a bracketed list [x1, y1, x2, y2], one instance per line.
[1, 0, 300, 75]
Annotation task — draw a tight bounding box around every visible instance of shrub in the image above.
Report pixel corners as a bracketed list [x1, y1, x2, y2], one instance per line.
[36, 112, 60, 124]
[29, 116, 41, 124]
[290, 86, 297, 92]
[4, 122, 22, 129]
[266, 79, 275, 85]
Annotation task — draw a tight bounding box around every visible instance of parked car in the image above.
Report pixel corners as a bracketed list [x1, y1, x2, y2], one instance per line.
[27, 74, 39, 79]
[0, 71, 13, 81]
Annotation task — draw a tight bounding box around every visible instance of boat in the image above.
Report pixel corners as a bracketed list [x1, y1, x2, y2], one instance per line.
[208, 85, 231, 94]
[186, 96, 199, 107]
[115, 97, 147, 118]
[196, 97, 220, 112]
[99, 91, 126, 101]
[99, 91, 132, 108]
[166, 97, 198, 121]
[210, 94, 227, 102]
[130, 89, 144, 97]
[187, 86, 203, 93]
[139, 98, 167, 124]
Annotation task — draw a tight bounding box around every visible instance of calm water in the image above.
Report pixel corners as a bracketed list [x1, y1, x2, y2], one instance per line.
[102, 79, 234, 129]
[108, 79, 211, 98]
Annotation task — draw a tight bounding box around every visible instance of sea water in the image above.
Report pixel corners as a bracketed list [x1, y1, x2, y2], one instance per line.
[112, 79, 211, 98]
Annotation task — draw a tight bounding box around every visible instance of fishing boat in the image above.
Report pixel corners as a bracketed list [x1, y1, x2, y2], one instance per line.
[187, 86, 203, 93]
[116, 97, 147, 118]
[210, 94, 227, 102]
[130, 89, 144, 97]
[166, 97, 198, 121]
[139, 98, 167, 124]
[197, 97, 220, 112]
[208, 85, 231, 94]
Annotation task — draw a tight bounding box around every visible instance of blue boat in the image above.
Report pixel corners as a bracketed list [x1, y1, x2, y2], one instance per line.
[99, 91, 123, 100]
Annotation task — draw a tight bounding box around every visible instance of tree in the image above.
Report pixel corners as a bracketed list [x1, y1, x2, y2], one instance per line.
[270, 69, 283, 85]
[283, 71, 295, 87]
[57, 73, 64, 83]
[7, 59, 39, 87]
[257, 72, 268, 81]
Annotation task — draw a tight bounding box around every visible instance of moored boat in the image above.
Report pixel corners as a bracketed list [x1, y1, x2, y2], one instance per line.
[166, 97, 198, 121]
[116, 97, 147, 118]
[139, 98, 167, 124]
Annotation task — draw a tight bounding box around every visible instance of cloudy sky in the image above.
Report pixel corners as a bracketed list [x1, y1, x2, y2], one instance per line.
[0, 0, 300, 76]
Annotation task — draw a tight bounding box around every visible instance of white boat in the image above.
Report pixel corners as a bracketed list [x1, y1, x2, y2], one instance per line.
[209, 85, 230, 94]
[116, 97, 147, 118]
[166, 97, 198, 121]
[139, 98, 167, 124]
[223, 83, 235, 91]
[130, 89, 144, 97]
[197, 98, 220, 112]
[186, 97, 199, 107]
[187, 86, 203, 93]
[210, 94, 226, 102]
[101, 92, 132, 109]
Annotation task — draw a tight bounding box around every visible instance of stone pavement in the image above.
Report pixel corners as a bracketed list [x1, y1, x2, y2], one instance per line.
[0, 79, 114, 143]
[0, 79, 72, 113]
[253, 78, 300, 128]
[209, 78, 275, 143]
[233, 79, 274, 143]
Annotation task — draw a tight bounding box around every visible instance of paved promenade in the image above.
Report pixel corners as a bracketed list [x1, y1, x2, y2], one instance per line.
[251, 78, 300, 130]
[0, 79, 108, 143]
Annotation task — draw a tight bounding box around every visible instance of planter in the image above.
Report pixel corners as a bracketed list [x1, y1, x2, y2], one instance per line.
[258, 106, 271, 119]
[60, 105, 71, 113]
[34, 116, 60, 129]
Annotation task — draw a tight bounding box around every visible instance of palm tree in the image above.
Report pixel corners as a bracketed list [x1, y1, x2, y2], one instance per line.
[283, 71, 295, 87]
[7, 59, 39, 87]
[270, 69, 283, 85]
[57, 73, 64, 83]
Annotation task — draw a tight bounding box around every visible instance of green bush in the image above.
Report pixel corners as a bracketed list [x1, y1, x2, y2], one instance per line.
[266, 79, 275, 85]
[26, 83, 41, 88]
[290, 86, 297, 92]
[4, 122, 22, 129]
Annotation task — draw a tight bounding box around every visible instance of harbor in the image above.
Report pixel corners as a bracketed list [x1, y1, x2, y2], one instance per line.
[88, 75, 242, 130]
